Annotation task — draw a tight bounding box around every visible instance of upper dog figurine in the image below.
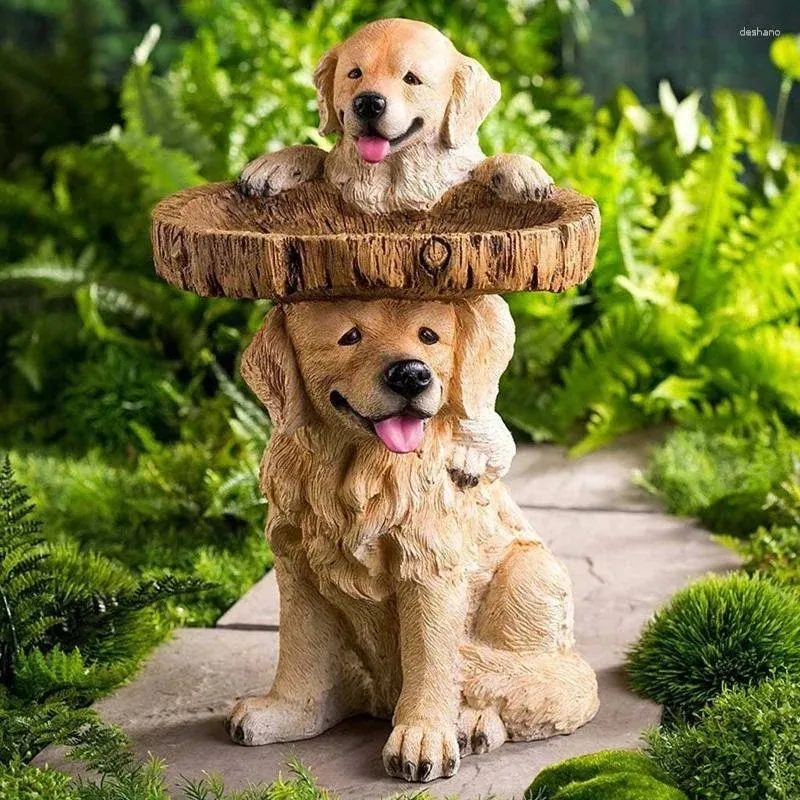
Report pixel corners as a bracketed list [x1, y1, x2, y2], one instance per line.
[237, 17, 554, 487]
[237, 17, 554, 214]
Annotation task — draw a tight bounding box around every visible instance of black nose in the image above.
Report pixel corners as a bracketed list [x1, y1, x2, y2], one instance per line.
[384, 360, 432, 399]
[353, 92, 386, 120]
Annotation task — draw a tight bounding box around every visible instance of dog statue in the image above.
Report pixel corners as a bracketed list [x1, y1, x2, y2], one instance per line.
[227, 295, 599, 782]
[237, 18, 554, 214]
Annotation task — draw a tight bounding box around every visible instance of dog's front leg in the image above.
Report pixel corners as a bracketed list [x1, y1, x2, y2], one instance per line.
[383, 572, 467, 782]
[226, 553, 356, 746]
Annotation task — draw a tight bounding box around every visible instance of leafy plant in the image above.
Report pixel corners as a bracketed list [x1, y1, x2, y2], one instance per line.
[0, 456, 211, 762]
[640, 424, 799, 536]
[743, 526, 800, 588]
[626, 574, 800, 720]
[647, 678, 800, 800]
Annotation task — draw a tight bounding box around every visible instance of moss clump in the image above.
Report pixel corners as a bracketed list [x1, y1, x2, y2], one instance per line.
[648, 677, 800, 800]
[626, 573, 800, 719]
[525, 750, 687, 800]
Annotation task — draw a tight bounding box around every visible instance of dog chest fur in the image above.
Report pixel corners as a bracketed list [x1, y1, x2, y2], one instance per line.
[263, 423, 486, 601]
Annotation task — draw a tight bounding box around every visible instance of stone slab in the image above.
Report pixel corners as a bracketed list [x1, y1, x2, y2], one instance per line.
[37, 504, 740, 799]
[504, 433, 662, 513]
[217, 569, 279, 630]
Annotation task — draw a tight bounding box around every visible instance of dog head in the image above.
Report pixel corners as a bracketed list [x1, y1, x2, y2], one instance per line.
[314, 18, 500, 163]
[241, 296, 514, 454]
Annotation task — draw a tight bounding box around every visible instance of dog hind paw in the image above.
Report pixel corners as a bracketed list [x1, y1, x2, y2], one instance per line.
[457, 706, 507, 756]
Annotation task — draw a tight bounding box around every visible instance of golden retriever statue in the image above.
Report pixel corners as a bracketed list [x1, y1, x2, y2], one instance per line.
[227, 295, 599, 783]
[237, 18, 554, 214]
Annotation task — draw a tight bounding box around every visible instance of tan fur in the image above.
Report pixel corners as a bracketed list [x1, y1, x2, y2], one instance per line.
[227, 297, 599, 783]
[237, 18, 554, 213]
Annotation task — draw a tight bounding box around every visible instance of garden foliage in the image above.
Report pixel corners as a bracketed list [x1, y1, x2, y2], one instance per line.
[524, 750, 687, 799]
[626, 573, 800, 721]
[0, 457, 209, 764]
[1, 0, 800, 795]
[647, 678, 800, 800]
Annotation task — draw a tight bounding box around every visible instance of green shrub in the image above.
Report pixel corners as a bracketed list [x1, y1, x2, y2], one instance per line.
[647, 678, 800, 800]
[0, 456, 211, 762]
[744, 526, 800, 587]
[525, 750, 687, 799]
[627, 574, 800, 719]
[14, 444, 270, 626]
[641, 426, 799, 535]
[0, 758, 74, 800]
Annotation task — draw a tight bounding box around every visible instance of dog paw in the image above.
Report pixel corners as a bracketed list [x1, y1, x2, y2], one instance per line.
[237, 146, 325, 198]
[474, 154, 554, 204]
[457, 706, 507, 756]
[226, 695, 318, 746]
[383, 723, 460, 782]
[447, 444, 487, 490]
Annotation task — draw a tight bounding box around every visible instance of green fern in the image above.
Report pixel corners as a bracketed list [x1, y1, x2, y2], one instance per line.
[0, 455, 60, 682]
[652, 91, 748, 311]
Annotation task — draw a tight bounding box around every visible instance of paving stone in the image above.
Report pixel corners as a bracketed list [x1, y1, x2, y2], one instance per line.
[36, 502, 740, 799]
[504, 432, 663, 512]
[217, 569, 279, 630]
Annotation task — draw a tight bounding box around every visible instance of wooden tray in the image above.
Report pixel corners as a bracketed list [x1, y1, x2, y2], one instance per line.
[151, 180, 599, 301]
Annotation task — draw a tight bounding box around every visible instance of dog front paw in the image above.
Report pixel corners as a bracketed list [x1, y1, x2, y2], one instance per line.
[226, 694, 321, 746]
[473, 154, 554, 203]
[447, 444, 487, 490]
[383, 723, 460, 782]
[237, 146, 326, 198]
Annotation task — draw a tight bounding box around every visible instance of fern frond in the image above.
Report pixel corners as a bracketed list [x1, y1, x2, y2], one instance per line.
[567, 119, 661, 293]
[0, 456, 60, 678]
[652, 90, 748, 310]
[546, 304, 660, 442]
[720, 174, 800, 330]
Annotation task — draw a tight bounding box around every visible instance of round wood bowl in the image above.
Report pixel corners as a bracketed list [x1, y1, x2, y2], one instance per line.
[151, 180, 599, 301]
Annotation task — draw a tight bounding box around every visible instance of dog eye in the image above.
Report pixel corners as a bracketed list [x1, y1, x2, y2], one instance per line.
[347, 67, 362, 79]
[418, 327, 439, 345]
[403, 71, 422, 86]
[338, 327, 361, 345]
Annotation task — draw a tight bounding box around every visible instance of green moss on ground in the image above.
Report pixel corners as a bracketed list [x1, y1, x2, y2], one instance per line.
[525, 750, 687, 799]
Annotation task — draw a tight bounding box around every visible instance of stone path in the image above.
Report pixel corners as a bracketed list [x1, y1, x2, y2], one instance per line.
[37, 434, 740, 798]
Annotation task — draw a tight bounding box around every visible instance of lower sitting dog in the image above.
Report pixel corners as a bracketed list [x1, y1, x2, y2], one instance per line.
[228, 296, 599, 782]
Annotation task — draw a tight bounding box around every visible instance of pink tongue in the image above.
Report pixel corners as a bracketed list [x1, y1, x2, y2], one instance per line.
[357, 136, 390, 163]
[373, 415, 424, 454]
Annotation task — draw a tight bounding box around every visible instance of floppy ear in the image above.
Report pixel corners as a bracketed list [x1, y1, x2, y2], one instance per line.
[313, 47, 340, 136]
[240, 306, 313, 435]
[442, 56, 501, 149]
[450, 295, 515, 419]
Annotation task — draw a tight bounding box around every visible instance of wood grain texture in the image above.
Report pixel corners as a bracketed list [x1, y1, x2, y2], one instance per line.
[151, 180, 599, 301]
